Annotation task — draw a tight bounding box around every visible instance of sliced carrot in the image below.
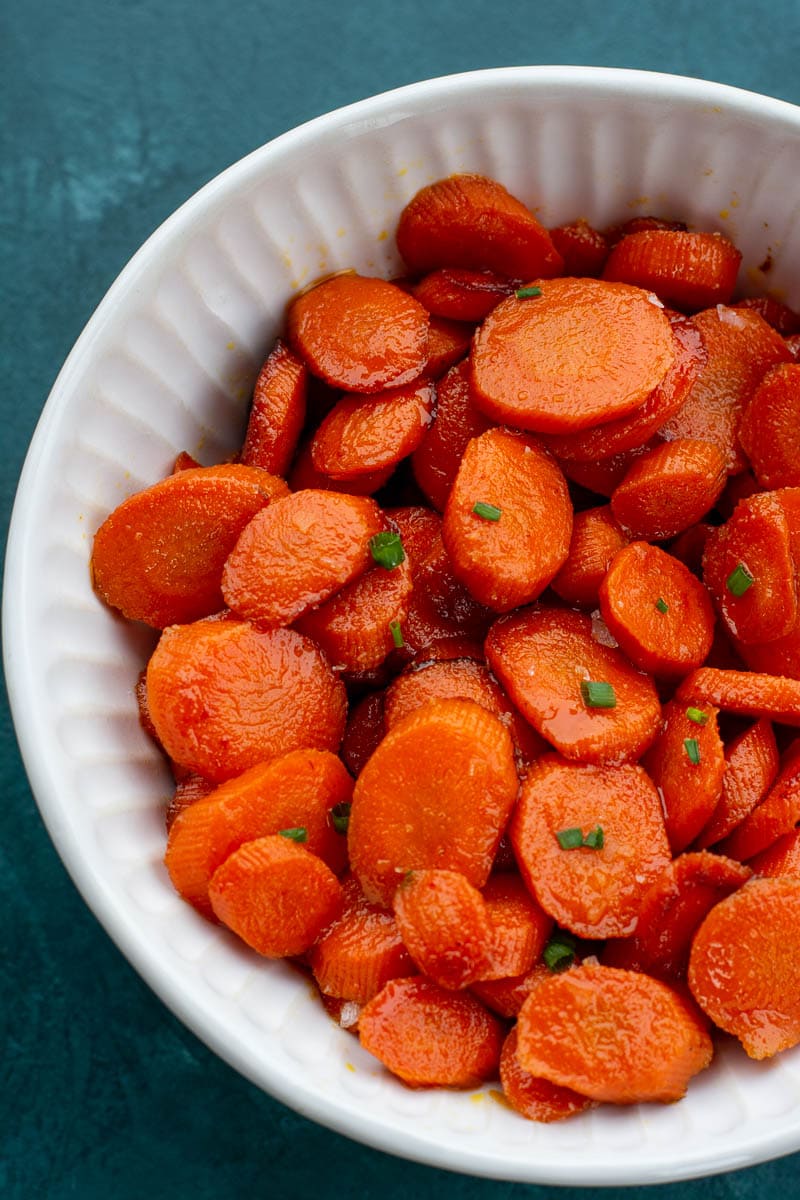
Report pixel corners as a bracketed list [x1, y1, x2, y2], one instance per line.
[393, 869, 493, 989]
[221, 490, 384, 626]
[135, 668, 161, 749]
[471, 277, 675, 433]
[348, 698, 518, 906]
[605, 215, 688, 246]
[340, 692, 386, 778]
[172, 450, 201, 472]
[383, 505, 441, 569]
[694, 719, 779, 848]
[208, 835, 343, 957]
[739, 362, 800, 488]
[715, 469, 762, 521]
[602, 852, 751, 982]
[486, 607, 662, 765]
[550, 506, 628, 609]
[688, 876, 800, 1058]
[421, 316, 473, 380]
[748, 827, 800, 877]
[309, 874, 415, 1003]
[91, 464, 289, 628]
[668, 523, 715, 576]
[610, 438, 727, 540]
[716, 745, 800, 861]
[676, 668, 800, 726]
[412, 267, 514, 322]
[411, 359, 492, 512]
[515, 963, 713, 1103]
[732, 295, 800, 335]
[240, 339, 307, 475]
[736, 620, 800, 679]
[358, 975, 504, 1088]
[479, 874, 553, 980]
[402, 534, 493, 657]
[165, 772, 216, 832]
[510, 755, 670, 937]
[396, 173, 563, 279]
[641, 699, 725, 853]
[287, 273, 430, 393]
[548, 219, 609, 277]
[603, 229, 742, 310]
[558, 441, 656, 498]
[146, 620, 346, 782]
[500, 1028, 595, 1123]
[598, 541, 715, 677]
[442, 428, 572, 611]
[659, 306, 791, 473]
[310, 380, 434, 479]
[702, 493, 796, 646]
[471, 962, 551, 1018]
[288, 438, 393, 496]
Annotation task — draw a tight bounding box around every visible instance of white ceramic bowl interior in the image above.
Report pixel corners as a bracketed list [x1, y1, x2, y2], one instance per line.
[6, 67, 800, 1186]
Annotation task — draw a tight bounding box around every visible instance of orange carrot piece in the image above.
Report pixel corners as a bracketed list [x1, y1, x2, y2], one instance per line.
[558, 442, 656, 498]
[396, 173, 563, 280]
[602, 852, 751, 982]
[393, 869, 494, 990]
[676, 668, 800, 726]
[486, 607, 662, 765]
[172, 450, 201, 472]
[515, 963, 712, 1103]
[287, 437, 393, 496]
[732, 295, 800, 335]
[694, 719, 779, 848]
[208, 835, 343, 957]
[748, 827, 800, 877]
[383, 505, 442, 569]
[668, 522, 715, 576]
[739, 362, 800, 488]
[479, 874, 553, 981]
[442, 428, 572, 611]
[287, 273, 430, 393]
[240, 340, 307, 475]
[603, 229, 742, 310]
[349, 698, 518, 906]
[91, 464, 288, 628]
[610, 438, 727, 540]
[500, 1028, 595, 1123]
[471, 277, 675, 433]
[688, 876, 800, 1058]
[550, 506, 628, 609]
[548, 219, 609, 277]
[310, 380, 434, 479]
[641, 699, 725, 853]
[402, 534, 493, 657]
[715, 469, 762, 521]
[411, 358, 492, 512]
[309, 874, 415, 1003]
[605, 215, 688, 245]
[598, 541, 715, 677]
[510, 755, 671, 937]
[221, 490, 384, 626]
[471, 963, 551, 1019]
[165, 772, 216, 832]
[340, 692, 386, 777]
[146, 620, 346, 782]
[716, 746, 800, 861]
[412, 267, 514, 322]
[421, 317, 473, 380]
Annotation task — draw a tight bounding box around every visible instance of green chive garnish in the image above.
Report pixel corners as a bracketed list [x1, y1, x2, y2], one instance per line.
[655, 597, 669, 614]
[369, 531, 405, 570]
[472, 501, 502, 522]
[543, 932, 578, 973]
[389, 619, 405, 648]
[684, 738, 701, 765]
[330, 803, 351, 835]
[556, 827, 584, 850]
[726, 562, 754, 596]
[279, 826, 308, 842]
[515, 285, 543, 299]
[583, 825, 605, 850]
[686, 707, 709, 726]
[580, 680, 617, 709]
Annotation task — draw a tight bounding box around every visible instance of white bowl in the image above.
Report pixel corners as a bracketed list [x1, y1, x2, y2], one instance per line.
[6, 66, 800, 1186]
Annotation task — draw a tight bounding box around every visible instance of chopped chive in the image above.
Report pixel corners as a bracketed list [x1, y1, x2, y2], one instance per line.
[686, 707, 709, 726]
[330, 803, 351, 835]
[389, 619, 405, 648]
[655, 597, 669, 614]
[472, 501, 502, 522]
[369, 531, 405, 570]
[556, 827, 585, 850]
[543, 932, 578, 973]
[583, 825, 605, 850]
[515, 285, 543, 299]
[279, 826, 308, 842]
[726, 562, 755, 596]
[580, 680, 617, 709]
[684, 738, 701, 765]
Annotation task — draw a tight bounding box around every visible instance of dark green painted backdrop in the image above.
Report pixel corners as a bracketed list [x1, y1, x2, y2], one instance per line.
[3, 2, 800, 1196]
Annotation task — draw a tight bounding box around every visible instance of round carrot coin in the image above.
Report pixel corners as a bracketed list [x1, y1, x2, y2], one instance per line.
[411, 358, 492, 513]
[641, 699, 726, 854]
[602, 229, 742, 310]
[310, 380, 434, 479]
[739, 363, 800, 488]
[611, 438, 727, 541]
[240, 339, 307, 475]
[500, 1028, 595, 1123]
[393, 869, 494, 990]
[551, 506, 628, 609]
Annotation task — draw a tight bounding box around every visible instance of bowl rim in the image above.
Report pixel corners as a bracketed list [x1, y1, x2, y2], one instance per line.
[6, 64, 800, 1185]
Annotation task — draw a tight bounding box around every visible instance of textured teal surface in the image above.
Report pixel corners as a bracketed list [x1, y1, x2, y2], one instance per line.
[4, 2, 800, 1196]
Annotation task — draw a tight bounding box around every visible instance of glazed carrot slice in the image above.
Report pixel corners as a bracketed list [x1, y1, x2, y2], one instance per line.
[383, 505, 442, 569]
[715, 469, 762, 521]
[603, 229, 742, 310]
[602, 852, 751, 982]
[610, 438, 727, 540]
[310, 380, 434, 479]
[412, 267, 514, 322]
[163, 748, 351, 916]
[309, 875, 415, 1003]
[287, 438, 393, 496]
[605, 215, 688, 245]
[91, 464, 289, 628]
[741, 618, 800, 679]
[500, 1028, 595, 1123]
[402, 534, 493, 657]
[442, 428, 572, 611]
[421, 316, 472, 380]
[548, 219, 609, 277]
[515, 963, 713, 1103]
[287, 273, 430, 393]
[659, 306, 790, 473]
[165, 772, 215, 831]
[694, 719, 779, 849]
[240, 339, 307, 475]
[716, 746, 800, 861]
[208, 835, 343, 958]
[510, 755, 671, 938]
[348, 698, 518, 906]
[358, 976, 504, 1087]
[675, 668, 800, 726]
[396, 173, 563, 279]
[550, 506, 628, 609]
[732, 295, 800, 335]
[486, 607, 662, 765]
[598, 541, 715, 677]
[558, 442, 656, 498]
[340, 691, 386, 777]
[411, 359, 492, 513]
[221, 490, 384, 626]
[471, 277, 675, 433]
[172, 450, 201, 472]
[748, 827, 800, 877]
[479, 874, 553, 980]
[641, 699, 725, 853]
[471, 962, 551, 1019]
[688, 876, 800, 1058]
[668, 523, 715, 577]
[146, 620, 346, 782]
[739, 363, 800, 488]
[393, 869, 493, 990]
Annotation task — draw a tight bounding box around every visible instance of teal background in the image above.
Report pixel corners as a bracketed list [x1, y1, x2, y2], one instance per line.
[3, 2, 800, 1196]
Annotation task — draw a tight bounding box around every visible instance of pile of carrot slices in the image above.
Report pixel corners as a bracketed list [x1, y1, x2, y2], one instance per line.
[91, 172, 800, 1120]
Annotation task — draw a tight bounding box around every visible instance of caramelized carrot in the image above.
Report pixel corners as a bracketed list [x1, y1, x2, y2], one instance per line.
[411, 359, 492, 512]
[668, 523, 715, 577]
[287, 438, 393, 496]
[732, 295, 800, 335]
[480, 873, 553, 980]
[558, 442, 656, 498]
[340, 692, 386, 778]
[717, 745, 800, 861]
[421, 316, 472, 379]
[738, 617, 800, 680]
[748, 827, 800, 877]
[500, 1028, 595, 1123]
[412, 267, 514, 322]
[383, 505, 442, 568]
[715, 469, 762, 521]
[694, 719, 779, 849]
[310, 380, 434, 479]
[165, 772, 215, 832]
[676, 668, 800, 726]
[603, 229, 742, 310]
[739, 363, 800, 488]
[402, 534, 493, 657]
[550, 506, 628, 609]
[240, 340, 307, 475]
[393, 869, 493, 989]
[471, 963, 551, 1019]
[642, 699, 725, 853]
[611, 438, 727, 540]
[548, 219, 609, 277]
[605, 215, 688, 245]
